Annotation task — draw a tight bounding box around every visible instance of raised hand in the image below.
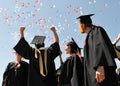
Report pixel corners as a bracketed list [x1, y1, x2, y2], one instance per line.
[50, 25, 59, 43]
[20, 26, 26, 38]
[20, 26, 26, 32]
[50, 26, 56, 32]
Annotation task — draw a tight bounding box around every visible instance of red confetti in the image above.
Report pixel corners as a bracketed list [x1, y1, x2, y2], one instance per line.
[99, 10, 103, 13]
[68, 12, 71, 14]
[22, 11, 25, 14]
[67, 5, 72, 9]
[32, 14, 36, 17]
[34, 0, 39, 3]
[104, 3, 108, 7]
[74, 8, 79, 13]
[27, 2, 30, 5]
[21, 2, 25, 7]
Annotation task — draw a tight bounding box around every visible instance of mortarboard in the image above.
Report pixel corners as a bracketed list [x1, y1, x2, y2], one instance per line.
[31, 35, 46, 45]
[77, 14, 94, 24]
[67, 38, 82, 52]
[71, 37, 83, 50]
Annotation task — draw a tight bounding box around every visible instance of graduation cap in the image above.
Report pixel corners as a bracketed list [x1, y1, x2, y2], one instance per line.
[77, 14, 94, 24]
[71, 37, 83, 50]
[31, 35, 46, 45]
[67, 37, 82, 53]
[71, 38, 83, 57]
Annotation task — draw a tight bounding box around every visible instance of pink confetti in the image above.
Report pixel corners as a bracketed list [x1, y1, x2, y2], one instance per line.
[67, 5, 72, 9]
[62, 40, 67, 46]
[17, 14, 20, 17]
[66, 24, 69, 27]
[22, 11, 25, 14]
[68, 12, 71, 14]
[27, 2, 30, 5]
[99, 10, 103, 13]
[21, 2, 25, 7]
[12, 49, 16, 54]
[34, 0, 40, 3]
[32, 14, 36, 17]
[104, 3, 108, 7]
[74, 8, 79, 13]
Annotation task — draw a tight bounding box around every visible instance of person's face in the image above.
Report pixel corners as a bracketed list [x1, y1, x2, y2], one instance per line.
[65, 45, 71, 54]
[15, 52, 22, 61]
[78, 21, 85, 33]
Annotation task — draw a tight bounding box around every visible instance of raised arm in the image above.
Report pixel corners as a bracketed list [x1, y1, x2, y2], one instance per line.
[50, 26, 59, 43]
[20, 26, 26, 39]
[113, 33, 120, 45]
[14, 26, 32, 59]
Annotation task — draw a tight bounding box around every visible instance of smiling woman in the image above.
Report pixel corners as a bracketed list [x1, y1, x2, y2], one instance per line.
[0, 0, 120, 85]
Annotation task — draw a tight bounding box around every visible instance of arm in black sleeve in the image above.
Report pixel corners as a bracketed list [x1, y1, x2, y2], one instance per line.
[48, 42, 60, 60]
[14, 37, 33, 59]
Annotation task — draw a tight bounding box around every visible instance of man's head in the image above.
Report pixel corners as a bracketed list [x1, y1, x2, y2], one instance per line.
[31, 36, 46, 49]
[77, 14, 94, 33]
[35, 43, 45, 49]
[12, 51, 23, 62]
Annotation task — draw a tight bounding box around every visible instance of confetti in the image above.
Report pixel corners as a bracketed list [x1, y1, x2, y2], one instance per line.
[104, 3, 108, 7]
[0, 0, 120, 71]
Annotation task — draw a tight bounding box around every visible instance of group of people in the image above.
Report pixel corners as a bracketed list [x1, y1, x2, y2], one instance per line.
[2, 14, 120, 86]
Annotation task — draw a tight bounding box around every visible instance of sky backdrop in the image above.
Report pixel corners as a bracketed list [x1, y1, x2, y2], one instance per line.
[0, 0, 120, 84]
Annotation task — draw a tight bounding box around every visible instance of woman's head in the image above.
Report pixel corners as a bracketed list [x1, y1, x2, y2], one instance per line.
[65, 41, 78, 54]
[15, 52, 23, 62]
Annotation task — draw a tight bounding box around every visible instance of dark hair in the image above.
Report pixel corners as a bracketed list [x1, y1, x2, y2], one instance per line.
[35, 43, 45, 49]
[67, 41, 78, 53]
[84, 23, 92, 28]
[80, 17, 93, 28]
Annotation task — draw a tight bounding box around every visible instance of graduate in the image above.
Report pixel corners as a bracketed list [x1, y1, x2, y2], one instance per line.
[2, 51, 28, 86]
[76, 14, 118, 86]
[59, 39, 84, 86]
[13, 26, 60, 86]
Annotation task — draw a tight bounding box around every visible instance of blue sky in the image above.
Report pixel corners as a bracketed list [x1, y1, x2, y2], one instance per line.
[0, 0, 120, 84]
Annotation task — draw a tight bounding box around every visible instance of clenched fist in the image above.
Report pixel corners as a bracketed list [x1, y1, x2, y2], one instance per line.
[50, 26, 56, 32]
[20, 26, 26, 32]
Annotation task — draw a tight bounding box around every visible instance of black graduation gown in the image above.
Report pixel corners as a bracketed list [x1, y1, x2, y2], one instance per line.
[2, 61, 28, 86]
[14, 37, 60, 86]
[84, 25, 118, 86]
[59, 54, 84, 86]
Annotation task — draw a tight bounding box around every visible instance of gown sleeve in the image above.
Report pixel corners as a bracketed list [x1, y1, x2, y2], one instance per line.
[47, 42, 60, 60]
[13, 37, 33, 59]
[93, 27, 117, 68]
